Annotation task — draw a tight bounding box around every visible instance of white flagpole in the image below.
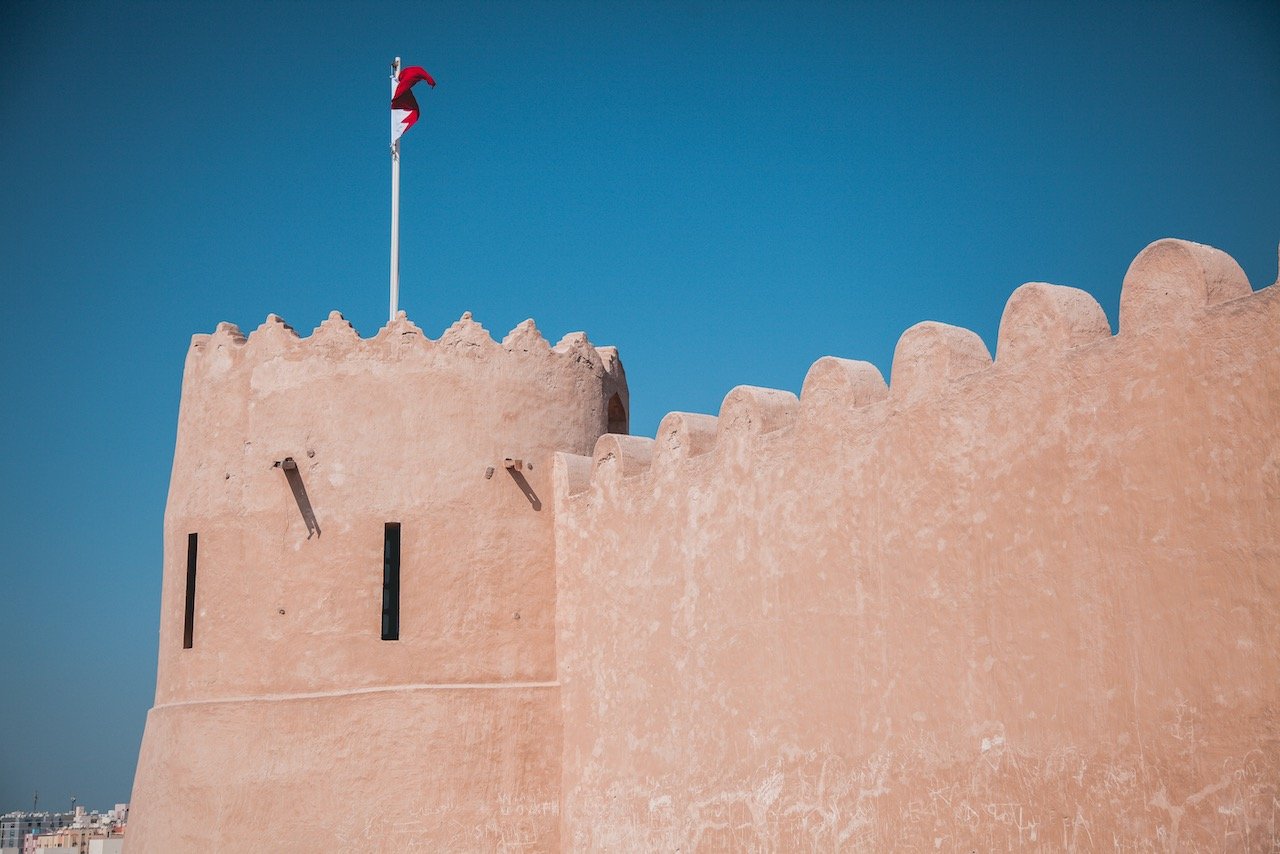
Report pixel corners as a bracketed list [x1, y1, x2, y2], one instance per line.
[389, 57, 401, 321]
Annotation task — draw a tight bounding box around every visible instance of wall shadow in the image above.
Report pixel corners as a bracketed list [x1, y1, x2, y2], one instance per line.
[276, 458, 321, 537]
[508, 468, 542, 511]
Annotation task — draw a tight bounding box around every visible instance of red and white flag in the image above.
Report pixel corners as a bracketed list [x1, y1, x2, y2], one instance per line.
[391, 66, 436, 143]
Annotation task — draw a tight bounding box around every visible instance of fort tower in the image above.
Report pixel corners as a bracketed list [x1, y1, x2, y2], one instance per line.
[128, 310, 626, 851]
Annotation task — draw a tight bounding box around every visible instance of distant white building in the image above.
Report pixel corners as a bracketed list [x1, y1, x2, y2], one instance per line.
[0, 813, 72, 854]
[23, 804, 127, 854]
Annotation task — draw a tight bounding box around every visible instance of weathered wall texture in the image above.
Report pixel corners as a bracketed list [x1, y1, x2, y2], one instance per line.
[131, 238, 1276, 852]
[128, 311, 625, 852]
[554, 239, 1279, 850]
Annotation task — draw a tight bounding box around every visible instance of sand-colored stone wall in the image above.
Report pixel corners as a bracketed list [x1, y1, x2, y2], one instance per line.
[130, 237, 1276, 851]
[129, 311, 624, 852]
[554, 240, 1279, 850]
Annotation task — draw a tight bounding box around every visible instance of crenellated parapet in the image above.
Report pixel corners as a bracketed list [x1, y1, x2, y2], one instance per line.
[187, 308, 626, 384]
[555, 238, 1277, 504]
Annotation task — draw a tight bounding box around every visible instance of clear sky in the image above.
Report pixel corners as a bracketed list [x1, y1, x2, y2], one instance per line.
[1, 0, 1277, 812]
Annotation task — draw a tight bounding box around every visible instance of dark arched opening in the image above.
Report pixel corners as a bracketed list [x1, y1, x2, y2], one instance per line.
[606, 393, 628, 435]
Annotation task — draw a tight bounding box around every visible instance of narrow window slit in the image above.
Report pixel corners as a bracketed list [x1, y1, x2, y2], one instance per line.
[382, 523, 401, 641]
[183, 533, 198, 649]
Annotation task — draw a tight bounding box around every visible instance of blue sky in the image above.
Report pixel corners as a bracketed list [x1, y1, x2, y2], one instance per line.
[1, 0, 1277, 811]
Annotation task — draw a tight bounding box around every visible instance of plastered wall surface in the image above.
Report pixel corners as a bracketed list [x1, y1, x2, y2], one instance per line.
[128, 311, 624, 852]
[130, 238, 1277, 852]
[132, 688, 560, 851]
[554, 240, 1279, 851]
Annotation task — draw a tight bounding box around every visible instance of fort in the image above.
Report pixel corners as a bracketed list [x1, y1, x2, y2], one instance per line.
[127, 238, 1278, 851]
